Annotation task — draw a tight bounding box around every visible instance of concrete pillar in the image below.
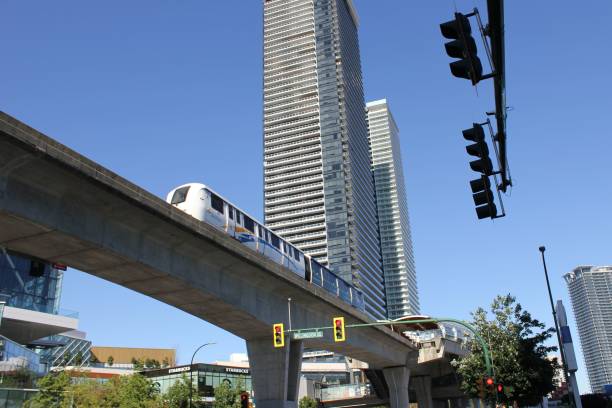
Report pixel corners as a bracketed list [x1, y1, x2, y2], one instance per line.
[383, 366, 410, 408]
[413, 376, 433, 408]
[246, 338, 303, 408]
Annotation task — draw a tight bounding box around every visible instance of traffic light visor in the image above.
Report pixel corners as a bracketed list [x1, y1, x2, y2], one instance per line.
[444, 36, 477, 59]
[462, 124, 485, 142]
[469, 158, 493, 175]
[476, 203, 498, 219]
[473, 190, 493, 207]
[466, 141, 489, 157]
[440, 14, 471, 39]
[470, 177, 491, 193]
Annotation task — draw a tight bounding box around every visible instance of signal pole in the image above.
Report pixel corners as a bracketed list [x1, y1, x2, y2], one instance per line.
[538, 246, 574, 407]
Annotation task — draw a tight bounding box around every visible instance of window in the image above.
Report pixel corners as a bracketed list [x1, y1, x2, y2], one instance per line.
[270, 233, 280, 249]
[258, 226, 264, 238]
[235, 211, 242, 225]
[210, 193, 224, 214]
[170, 186, 190, 204]
[293, 247, 300, 261]
[243, 215, 255, 233]
[228, 206, 234, 220]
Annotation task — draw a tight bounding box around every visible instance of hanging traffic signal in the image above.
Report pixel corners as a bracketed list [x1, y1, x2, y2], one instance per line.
[496, 383, 504, 400]
[470, 176, 497, 219]
[463, 123, 493, 176]
[440, 13, 483, 85]
[333, 317, 345, 342]
[273, 323, 285, 348]
[485, 377, 494, 387]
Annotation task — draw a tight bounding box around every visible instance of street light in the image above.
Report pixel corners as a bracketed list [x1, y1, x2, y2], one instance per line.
[189, 342, 215, 408]
[538, 246, 574, 407]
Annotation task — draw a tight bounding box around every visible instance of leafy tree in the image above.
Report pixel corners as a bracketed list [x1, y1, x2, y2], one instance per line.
[162, 357, 170, 368]
[65, 379, 108, 408]
[107, 355, 114, 367]
[132, 357, 145, 370]
[452, 294, 559, 407]
[299, 396, 318, 408]
[24, 371, 71, 408]
[163, 374, 192, 408]
[106, 373, 161, 408]
[213, 378, 244, 408]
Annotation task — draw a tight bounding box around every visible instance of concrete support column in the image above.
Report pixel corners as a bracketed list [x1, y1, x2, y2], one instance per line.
[413, 376, 433, 408]
[246, 338, 303, 408]
[383, 366, 410, 408]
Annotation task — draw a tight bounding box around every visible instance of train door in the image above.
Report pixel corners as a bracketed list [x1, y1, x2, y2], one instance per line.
[205, 190, 226, 231]
[227, 204, 236, 237]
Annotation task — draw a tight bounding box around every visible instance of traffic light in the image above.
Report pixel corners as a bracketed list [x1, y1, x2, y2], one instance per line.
[485, 377, 494, 387]
[240, 392, 249, 408]
[463, 123, 493, 176]
[470, 176, 497, 219]
[440, 13, 483, 85]
[496, 383, 504, 400]
[462, 123, 498, 220]
[273, 323, 284, 348]
[333, 317, 345, 342]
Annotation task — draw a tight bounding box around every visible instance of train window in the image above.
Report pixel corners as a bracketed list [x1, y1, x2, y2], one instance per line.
[170, 186, 190, 204]
[235, 211, 241, 225]
[243, 215, 255, 233]
[258, 226, 264, 237]
[270, 233, 280, 249]
[228, 206, 234, 220]
[210, 193, 224, 214]
[294, 248, 300, 261]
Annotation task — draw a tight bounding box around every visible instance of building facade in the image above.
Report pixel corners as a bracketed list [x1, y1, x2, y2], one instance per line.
[564, 265, 612, 393]
[366, 99, 419, 318]
[263, 0, 386, 318]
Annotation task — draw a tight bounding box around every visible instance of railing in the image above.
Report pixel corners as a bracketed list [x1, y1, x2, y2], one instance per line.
[314, 383, 372, 401]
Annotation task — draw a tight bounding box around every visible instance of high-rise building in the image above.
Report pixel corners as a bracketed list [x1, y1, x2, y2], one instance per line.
[366, 99, 419, 318]
[262, 0, 385, 318]
[564, 265, 612, 393]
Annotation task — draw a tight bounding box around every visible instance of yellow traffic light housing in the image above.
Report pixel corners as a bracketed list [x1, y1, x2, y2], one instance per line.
[273, 323, 285, 348]
[333, 317, 345, 342]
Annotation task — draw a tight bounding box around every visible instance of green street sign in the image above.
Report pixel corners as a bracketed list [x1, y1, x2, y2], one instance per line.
[293, 330, 323, 340]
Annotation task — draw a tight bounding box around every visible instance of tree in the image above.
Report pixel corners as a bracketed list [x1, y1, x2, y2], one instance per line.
[74, 351, 83, 366]
[24, 371, 71, 408]
[163, 374, 191, 408]
[299, 396, 318, 408]
[213, 378, 244, 408]
[132, 357, 145, 370]
[106, 373, 161, 408]
[452, 294, 559, 406]
[107, 355, 114, 367]
[162, 357, 170, 368]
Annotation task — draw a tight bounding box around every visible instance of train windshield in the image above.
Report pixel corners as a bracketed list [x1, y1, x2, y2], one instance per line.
[171, 186, 190, 204]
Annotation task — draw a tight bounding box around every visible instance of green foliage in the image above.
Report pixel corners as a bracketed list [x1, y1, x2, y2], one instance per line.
[107, 355, 114, 367]
[162, 374, 192, 408]
[106, 374, 161, 408]
[132, 357, 145, 370]
[24, 371, 71, 408]
[299, 396, 318, 408]
[452, 294, 559, 407]
[162, 357, 170, 368]
[213, 378, 244, 408]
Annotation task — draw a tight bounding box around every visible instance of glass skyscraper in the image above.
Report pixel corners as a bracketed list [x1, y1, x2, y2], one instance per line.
[564, 265, 612, 393]
[263, 0, 385, 318]
[366, 99, 419, 319]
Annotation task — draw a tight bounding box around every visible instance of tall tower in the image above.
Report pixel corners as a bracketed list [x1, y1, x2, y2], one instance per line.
[564, 265, 612, 393]
[366, 99, 419, 318]
[263, 0, 386, 319]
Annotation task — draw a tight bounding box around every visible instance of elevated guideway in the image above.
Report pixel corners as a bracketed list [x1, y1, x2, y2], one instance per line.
[0, 112, 421, 407]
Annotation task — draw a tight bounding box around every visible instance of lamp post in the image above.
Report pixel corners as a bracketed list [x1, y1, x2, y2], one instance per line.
[538, 246, 574, 407]
[189, 342, 215, 408]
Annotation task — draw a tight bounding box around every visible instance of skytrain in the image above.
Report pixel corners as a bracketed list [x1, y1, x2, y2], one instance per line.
[166, 183, 365, 312]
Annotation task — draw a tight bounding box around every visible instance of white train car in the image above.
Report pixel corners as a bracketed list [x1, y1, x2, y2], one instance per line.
[166, 183, 365, 313]
[166, 183, 304, 277]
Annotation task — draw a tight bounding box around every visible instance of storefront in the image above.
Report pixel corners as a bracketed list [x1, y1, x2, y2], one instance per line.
[143, 363, 252, 400]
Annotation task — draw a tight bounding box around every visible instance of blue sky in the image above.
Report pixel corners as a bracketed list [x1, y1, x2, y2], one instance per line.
[2, 0, 611, 393]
